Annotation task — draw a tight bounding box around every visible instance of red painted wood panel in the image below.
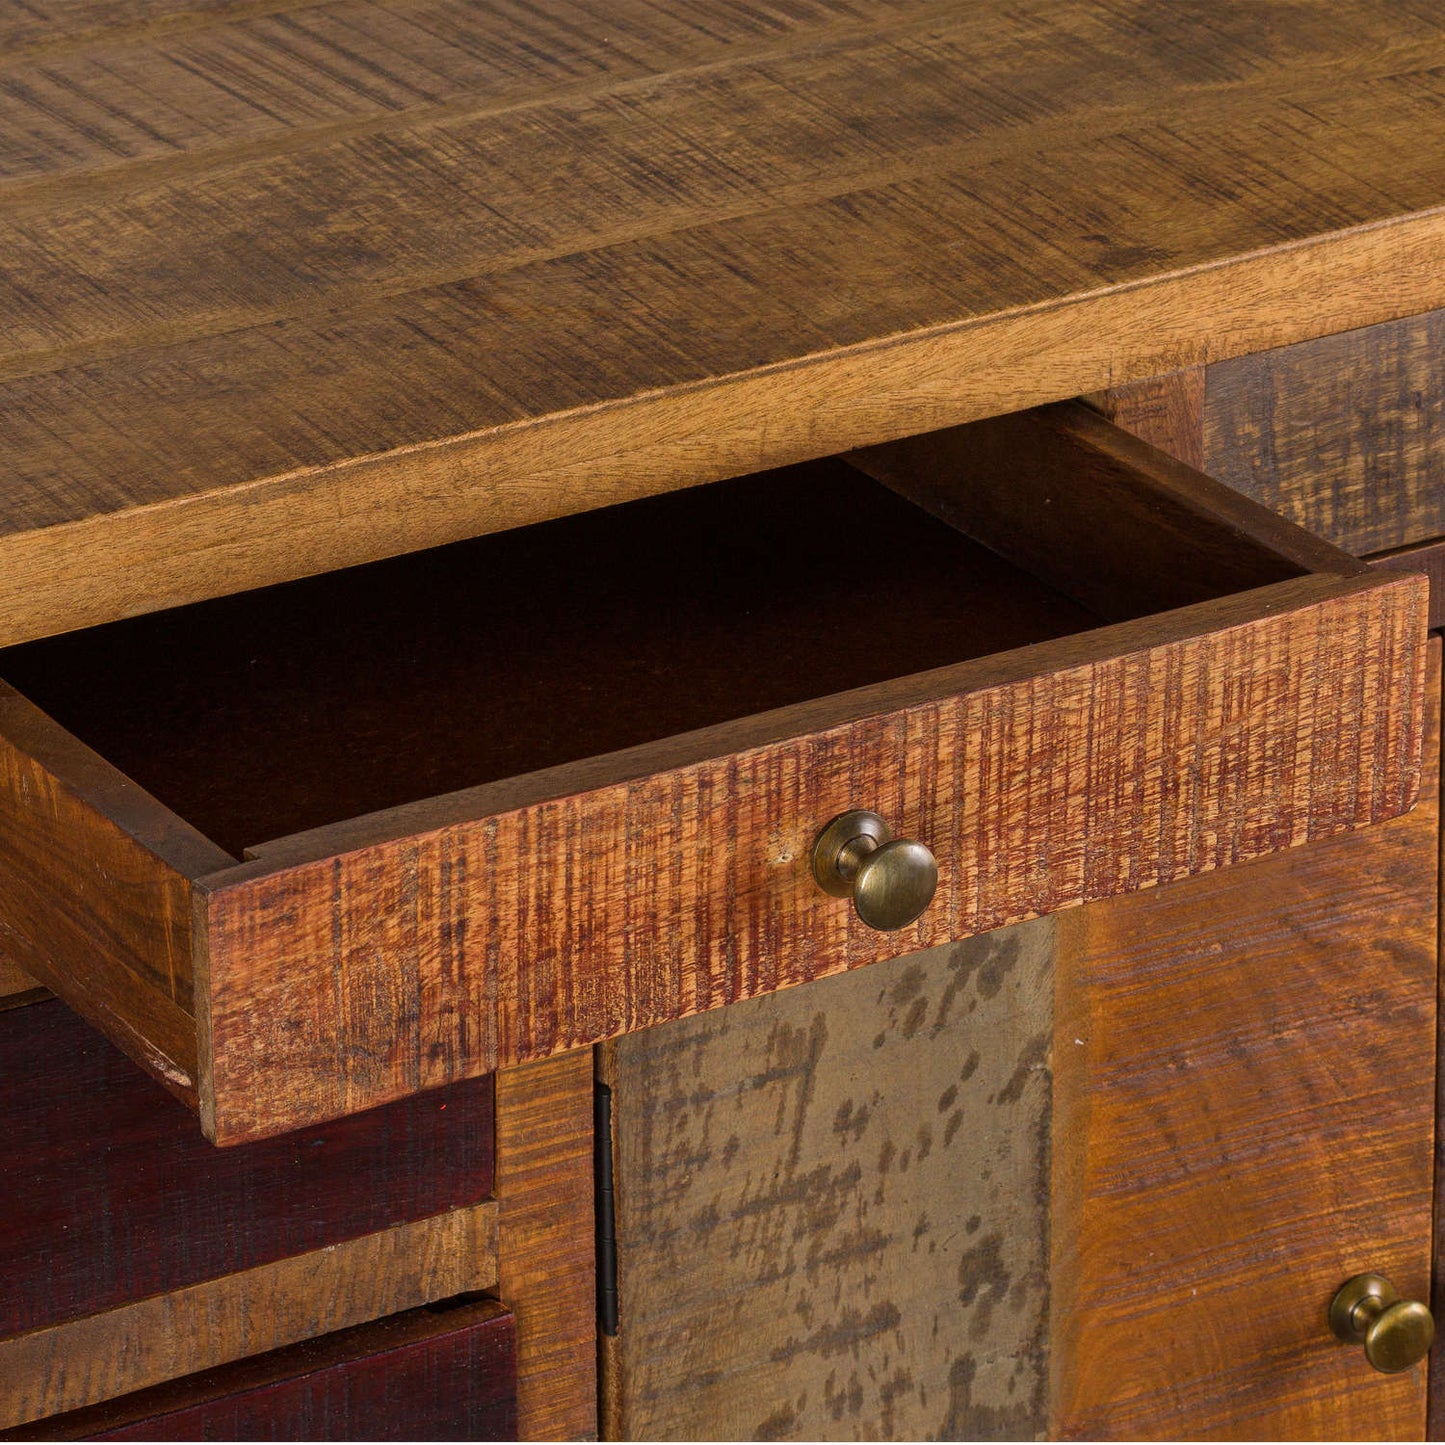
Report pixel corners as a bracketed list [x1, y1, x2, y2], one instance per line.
[11, 1301, 517, 1442]
[1, 1001, 493, 1336]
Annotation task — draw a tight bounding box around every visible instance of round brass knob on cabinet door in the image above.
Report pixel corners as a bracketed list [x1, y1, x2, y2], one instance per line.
[811, 810, 938, 932]
[1330, 1274, 1435, 1373]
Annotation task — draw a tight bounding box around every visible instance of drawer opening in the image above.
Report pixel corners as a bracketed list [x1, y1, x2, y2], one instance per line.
[0, 400, 1416, 1145]
[0, 405, 1316, 862]
[0, 457, 1103, 859]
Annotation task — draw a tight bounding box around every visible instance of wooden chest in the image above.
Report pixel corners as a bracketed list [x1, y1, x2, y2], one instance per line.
[6, 1, 1445, 1439]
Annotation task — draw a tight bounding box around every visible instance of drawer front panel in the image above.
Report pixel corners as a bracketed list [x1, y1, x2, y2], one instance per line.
[12, 1301, 517, 1442]
[0, 999, 494, 1337]
[200, 570, 1424, 1142]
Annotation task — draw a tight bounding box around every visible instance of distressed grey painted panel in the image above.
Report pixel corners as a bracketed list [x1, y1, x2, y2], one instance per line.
[609, 920, 1053, 1441]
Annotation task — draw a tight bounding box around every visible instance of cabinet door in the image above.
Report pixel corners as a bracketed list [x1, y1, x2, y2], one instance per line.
[601, 647, 1439, 1440]
[8, 1301, 516, 1442]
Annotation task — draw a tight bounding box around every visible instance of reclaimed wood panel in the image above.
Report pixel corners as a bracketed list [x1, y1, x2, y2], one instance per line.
[0, 0, 911, 185]
[1204, 311, 1445, 556]
[0, 999, 493, 1339]
[490, 1051, 597, 1442]
[1050, 642, 1440, 1440]
[0, 1202, 500, 1430]
[11, 1301, 517, 1443]
[603, 921, 1053, 1441]
[195, 569, 1426, 1141]
[1368, 538, 1445, 630]
[2, 402, 1424, 1140]
[9, 6, 1445, 638]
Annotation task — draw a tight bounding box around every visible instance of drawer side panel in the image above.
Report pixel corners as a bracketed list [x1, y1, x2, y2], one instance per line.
[199, 571, 1427, 1142]
[0, 685, 231, 1096]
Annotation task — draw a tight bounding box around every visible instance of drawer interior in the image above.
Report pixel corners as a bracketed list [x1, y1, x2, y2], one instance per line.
[0, 405, 1316, 860]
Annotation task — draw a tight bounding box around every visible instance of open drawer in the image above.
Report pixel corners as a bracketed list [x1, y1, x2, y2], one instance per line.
[0, 402, 1426, 1143]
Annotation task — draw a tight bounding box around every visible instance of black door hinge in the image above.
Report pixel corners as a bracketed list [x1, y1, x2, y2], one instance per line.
[594, 1080, 619, 1336]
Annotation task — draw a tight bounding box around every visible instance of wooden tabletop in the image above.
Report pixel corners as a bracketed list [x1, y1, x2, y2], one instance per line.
[7, 0, 1445, 642]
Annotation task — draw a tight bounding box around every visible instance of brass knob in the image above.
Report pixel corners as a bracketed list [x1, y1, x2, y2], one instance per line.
[1330, 1274, 1434, 1373]
[812, 810, 938, 931]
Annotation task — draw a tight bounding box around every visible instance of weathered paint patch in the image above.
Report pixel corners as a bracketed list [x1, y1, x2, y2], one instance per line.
[609, 919, 1053, 1441]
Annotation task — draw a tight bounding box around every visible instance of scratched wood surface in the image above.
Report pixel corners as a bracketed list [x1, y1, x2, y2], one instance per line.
[9, 3, 1445, 639]
[1070, 371, 1439, 1440]
[0, 681, 234, 1104]
[599, 652, 1441, 1444]
[195, 568, 1425, 1142]
[1369, 538, 1445, 629]
[0, 458, 1100, 862]
[11, 1301, 518, 1443]
[0, 999, 493, 1340]
[602, 921, 1053, 1441]
[1051, 647, 1439, 1440]
[1205, 311, 1445, 556]
[0, 1201, 500, 1430]
[0, 402, 1423, 1138]
[489, 1052, 597, 1442]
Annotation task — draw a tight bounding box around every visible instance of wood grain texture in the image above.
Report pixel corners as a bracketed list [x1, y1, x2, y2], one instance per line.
[195, 569, 1426, 1141]
[0, 1201, 500, 1430]
[1205, 309, 1445, 556]
[1091, 367, 1445, 621]
[1088, 367, 1208, 473]
[8, 4, 1445, 639]
[604, 922, 1053, 1442]
[4, 406, 1423, 1137]
[0, 682, 233, 1101]
[1050, 642, 1440, 1441]
[0, 960, 41, 1005]
[0, 998, 493, 1339]
[12, 1301, 518, 1443]
[490, 1051, 597, 1443]
[1368, 537, 1445, 629]
[1432, 740, 1445, 1444]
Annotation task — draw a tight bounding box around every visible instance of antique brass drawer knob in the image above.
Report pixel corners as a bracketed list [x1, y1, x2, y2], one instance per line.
[812, 810, 938, 931]
[1330, 1274, 1435, 1373]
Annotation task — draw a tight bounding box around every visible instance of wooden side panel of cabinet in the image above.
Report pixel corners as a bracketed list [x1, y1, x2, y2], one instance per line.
[1101, 311, 1445, 561]
[1051, 644, 1440, 1440]
[1203, 312, 1445, 556]
[10, 1300, 517, 1442]
[602, 920, 1055, 1441]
